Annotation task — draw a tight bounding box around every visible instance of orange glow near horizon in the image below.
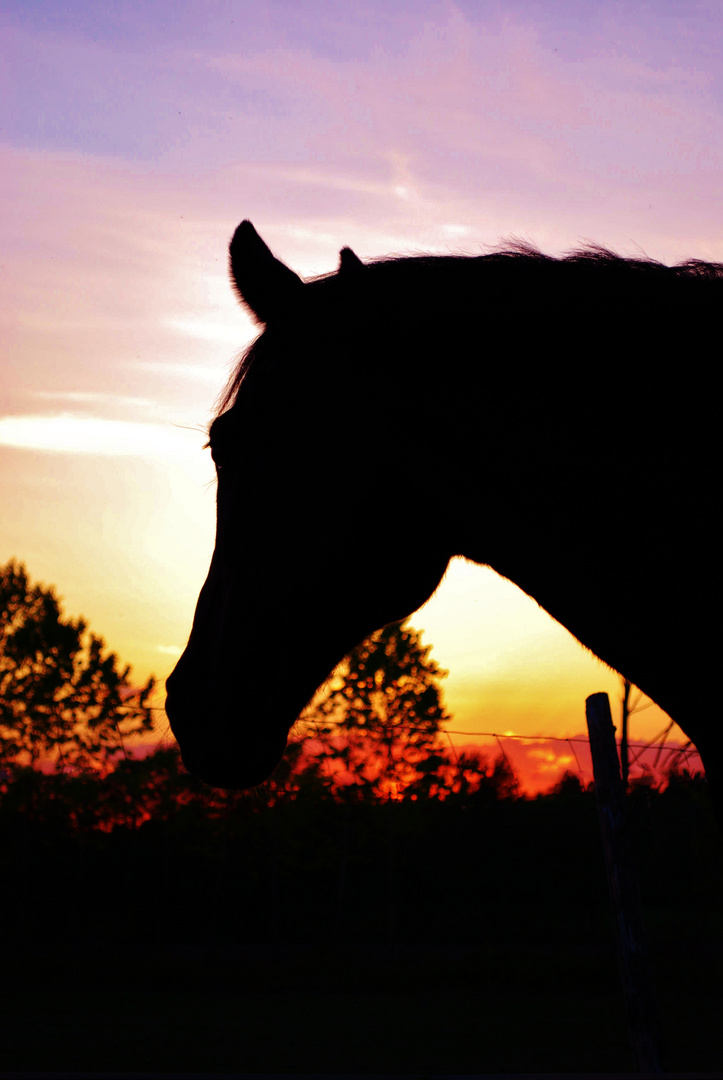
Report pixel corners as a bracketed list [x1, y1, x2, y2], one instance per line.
[295, 729, 703, 799]
[31, 725, 703, 800]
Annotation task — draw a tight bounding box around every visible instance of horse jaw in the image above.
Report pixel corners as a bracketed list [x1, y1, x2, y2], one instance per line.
[164, 591, 361, 790]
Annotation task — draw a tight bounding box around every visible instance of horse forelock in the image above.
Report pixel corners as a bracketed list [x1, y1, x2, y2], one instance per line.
[214, 338, 260, 417]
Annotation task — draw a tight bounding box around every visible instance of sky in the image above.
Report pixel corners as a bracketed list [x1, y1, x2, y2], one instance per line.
[2, 0, 719, 785]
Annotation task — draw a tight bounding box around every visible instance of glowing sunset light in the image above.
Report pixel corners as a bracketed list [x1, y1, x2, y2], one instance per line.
[2, 0, 720, 786]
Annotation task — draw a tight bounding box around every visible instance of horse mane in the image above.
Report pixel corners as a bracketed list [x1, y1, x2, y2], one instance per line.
[216, 242, 723, 415]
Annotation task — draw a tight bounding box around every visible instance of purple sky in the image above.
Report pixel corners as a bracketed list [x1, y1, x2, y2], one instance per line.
[2, 0, 720, 751]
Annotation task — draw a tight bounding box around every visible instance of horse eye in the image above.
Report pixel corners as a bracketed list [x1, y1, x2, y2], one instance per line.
[206, 416, 233, 469]
[204, 436, 223, 469]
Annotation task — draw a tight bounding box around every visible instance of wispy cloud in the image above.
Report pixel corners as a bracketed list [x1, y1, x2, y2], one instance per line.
[163, 317, 253, 346]
[32, 391, 159, 411]
[0, 414, 202, 459]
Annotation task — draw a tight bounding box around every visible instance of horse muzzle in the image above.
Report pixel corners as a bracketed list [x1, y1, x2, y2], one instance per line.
[165, 671, 290, 789]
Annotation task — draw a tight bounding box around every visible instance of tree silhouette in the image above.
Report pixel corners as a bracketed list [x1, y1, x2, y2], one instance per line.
[449, 748, 520, 803]
[0, 560, 155, 772]
[308, 620, 450, 799]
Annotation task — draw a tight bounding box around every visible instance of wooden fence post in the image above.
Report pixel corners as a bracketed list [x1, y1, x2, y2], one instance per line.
[585, 691, 662, 1073]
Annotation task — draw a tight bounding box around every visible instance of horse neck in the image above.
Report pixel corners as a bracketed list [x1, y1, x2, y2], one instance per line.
[420, 354, 566, 565]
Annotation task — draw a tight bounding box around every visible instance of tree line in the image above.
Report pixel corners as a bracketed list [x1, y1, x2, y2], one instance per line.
[0, 559, 525, 822]
[0, 558, 702, 831]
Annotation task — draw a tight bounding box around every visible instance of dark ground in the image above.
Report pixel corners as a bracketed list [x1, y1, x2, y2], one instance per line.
[2, 774, 722, 1074]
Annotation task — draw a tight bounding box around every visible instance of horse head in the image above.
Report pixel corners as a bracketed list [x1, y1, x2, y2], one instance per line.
[165, 222, 451, 788]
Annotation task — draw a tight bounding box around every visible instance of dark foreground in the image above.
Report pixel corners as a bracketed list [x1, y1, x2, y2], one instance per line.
[1, 770, 721, 1074]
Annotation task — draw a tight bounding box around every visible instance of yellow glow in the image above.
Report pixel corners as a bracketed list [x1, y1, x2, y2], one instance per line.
[410, 558, 676, 743]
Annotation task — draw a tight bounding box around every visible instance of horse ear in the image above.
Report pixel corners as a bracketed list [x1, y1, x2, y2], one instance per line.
[338, 246, 365, 274]
[229, 220, 303, 324]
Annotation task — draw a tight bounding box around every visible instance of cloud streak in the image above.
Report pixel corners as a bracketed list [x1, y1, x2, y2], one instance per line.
[0, 414, 202, 459]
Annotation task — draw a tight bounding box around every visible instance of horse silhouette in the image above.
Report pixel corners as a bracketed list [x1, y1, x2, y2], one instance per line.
[166, 220, 721, 811]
